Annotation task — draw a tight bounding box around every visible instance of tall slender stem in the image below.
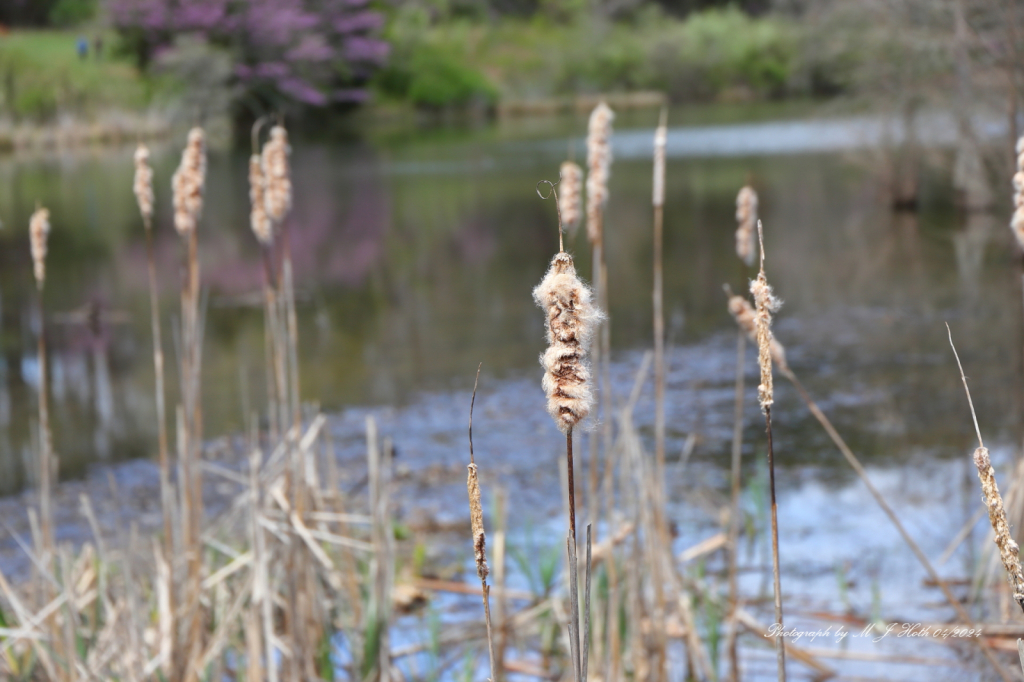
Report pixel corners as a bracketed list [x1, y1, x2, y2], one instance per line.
[726, 330, 746, 682]
[764, 405, 785, 682]
[144, 217, 173, 582]
[653, 202, 665, 511]
[567, 428, 577, 545]
[36, 287, 52, 556]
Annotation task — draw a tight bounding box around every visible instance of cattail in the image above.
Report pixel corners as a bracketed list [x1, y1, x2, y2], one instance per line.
[249, 155, 272, 245]
[653, 117, 666, 208]
[735, 186, 757, 266]
[974, 447, 1024, 608]
[1011, 136, 1024, 251]
[466, 463, 488, 581]
[171, 127, 206, 236]
[586, 103, 614, 246]
[30, 207, 50, 289]
[559, 161, 583, 238]
[262, 125, 292, 226]
[727, 294, 788, 371]
[133, 144, 154, 223]
[750, 271, 781, 412]
[533, 252, 601, 432]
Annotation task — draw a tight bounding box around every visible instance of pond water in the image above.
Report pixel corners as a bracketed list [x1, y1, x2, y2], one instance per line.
[0, 103, 1022, 678]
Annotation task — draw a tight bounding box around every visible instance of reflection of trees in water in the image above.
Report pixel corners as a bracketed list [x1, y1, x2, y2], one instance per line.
[953, 211, 996, 303]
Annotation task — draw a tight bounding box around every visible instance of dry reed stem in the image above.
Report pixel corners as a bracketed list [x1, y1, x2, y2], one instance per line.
[586, 102, 613, 248]
[735, 186, 758, 266]
[652, 108, 667, 506]
[135, 143, 174, 605]
[725, 329, 746, 682]
[28, 208, 54, 564]
[1012, 136, 1024, 251]
[559, 162, 583, 239]
[467, 364, 497, 681]
[650, 107, 669, 682]
[533, 253, 601, 432]
[947, 324, 1024, 612]
[750, 220, 786, 682]
[171, 127, 205, 236]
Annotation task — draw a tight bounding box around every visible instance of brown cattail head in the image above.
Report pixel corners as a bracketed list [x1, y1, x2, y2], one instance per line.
[133, 144, 154, 224]
[559, 161, 583, 238]
[533, 252, 602, 432]
[1011, 136, 1024, 251]
[466, 463, 489, 581]
[248, 155, 272, 246]
[262, 125, 292, 226]
[727, 293, 787, 371]
[30, 207, 51, 289]
[750, 273, 781, 411]
[586, 102, 614, 246]
[735, 186, 758, 266]
[973, 446, 1024, 610]
[653, 114, 667, 208]
[171, 127, 206, 236]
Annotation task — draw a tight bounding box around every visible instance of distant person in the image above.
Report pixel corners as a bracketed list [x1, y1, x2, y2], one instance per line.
[93, 35, 103, 60]
[77, 36, 88, 61]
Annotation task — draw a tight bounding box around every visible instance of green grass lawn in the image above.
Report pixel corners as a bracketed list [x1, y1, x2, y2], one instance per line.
[0, 29, 155, 121]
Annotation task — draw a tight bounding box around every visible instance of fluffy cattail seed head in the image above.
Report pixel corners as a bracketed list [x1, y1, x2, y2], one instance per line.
[586, 103, 614, 246]
[30, 207, 50, 289]
[262, 125, 292, 225]
[559, 162, 583, 238]
[727, 294, 787, 371]
[133, 144, 154, 224]
[171, 127, 206, 236]
[533, 252, 602, 432]
[653, 117, 666, 208]
[735, 186, 758, 266]
[249, 155, 272, 246]
[973, 447, 1024, 610]
[466, 463, 489, 581]
[1012, 136, 1024, 251]
[750, 272, 781, 412]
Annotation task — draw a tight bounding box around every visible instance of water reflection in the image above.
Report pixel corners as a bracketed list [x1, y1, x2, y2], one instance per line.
[0, 110, 1018, 495]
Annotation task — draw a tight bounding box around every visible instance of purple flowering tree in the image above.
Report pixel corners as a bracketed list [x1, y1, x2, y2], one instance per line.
[108, 0, 389, 107]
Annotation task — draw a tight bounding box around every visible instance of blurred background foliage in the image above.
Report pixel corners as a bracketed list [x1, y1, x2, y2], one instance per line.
[0, 0, 1020, 132]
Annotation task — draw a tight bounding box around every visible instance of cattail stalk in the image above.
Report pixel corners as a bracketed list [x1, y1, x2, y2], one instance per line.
[586, 103, 614, 537]
[749, 221, 786, 682]
[171, 126, 206, 680]
[466, 364, 497, 682]
[29, 207, 53, 556]
[134, 143, 175, 632]
[650, 108, 670, 682]
[534, 182, 599, 682]
[652, 108, 667, 510]
[948, 326, 1024, 611]
[249, 119, 282, 443]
